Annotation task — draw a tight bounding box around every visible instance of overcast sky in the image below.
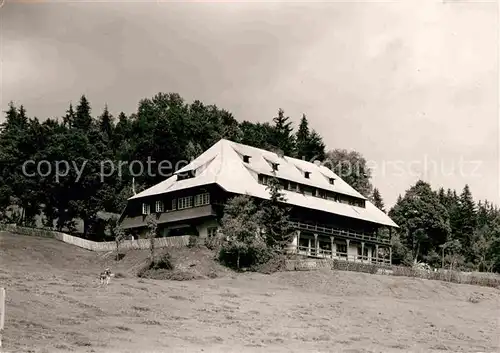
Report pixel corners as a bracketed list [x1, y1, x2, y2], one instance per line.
[1, 0, 498, 208]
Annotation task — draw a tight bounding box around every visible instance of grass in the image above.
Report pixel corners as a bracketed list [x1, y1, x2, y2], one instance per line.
[2, 232, 500, 353]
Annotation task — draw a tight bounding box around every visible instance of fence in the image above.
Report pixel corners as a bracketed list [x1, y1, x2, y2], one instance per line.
[0, 287, 4, 348]
[284, 258, 500, 288]
[0, 224, 191, 252]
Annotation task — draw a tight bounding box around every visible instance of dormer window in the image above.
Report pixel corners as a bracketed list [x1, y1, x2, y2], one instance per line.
[177, 171, 195, 181]
[243, 155, 251, 163]
[304, 171, 310, 179]
[329, 178, 335, 185]
[142, 203, 150, 215]
[272, 163, 279, 171]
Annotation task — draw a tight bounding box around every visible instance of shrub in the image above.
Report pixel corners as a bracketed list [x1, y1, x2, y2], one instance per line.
[150, 253, 174, 270]
[137, 252, 174, 278]
[188, 235, 200, 248]
[252, 253, 288, 274]
[205, 235, 224, 251]
[218, 243, 272, 270]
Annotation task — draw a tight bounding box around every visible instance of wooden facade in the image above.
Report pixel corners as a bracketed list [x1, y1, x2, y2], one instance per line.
[120, 183, 393, 265]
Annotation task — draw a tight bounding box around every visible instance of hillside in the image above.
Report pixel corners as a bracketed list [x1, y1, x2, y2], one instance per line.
[0, 232, 499, 353]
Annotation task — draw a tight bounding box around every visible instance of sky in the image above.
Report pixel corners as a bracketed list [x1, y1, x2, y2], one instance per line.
[1, 0, 498, 209]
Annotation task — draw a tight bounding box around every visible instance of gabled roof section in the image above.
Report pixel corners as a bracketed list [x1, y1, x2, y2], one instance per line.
[128, 139, 398, 228]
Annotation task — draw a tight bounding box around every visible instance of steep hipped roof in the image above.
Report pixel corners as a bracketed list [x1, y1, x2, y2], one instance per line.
[129, 139, 398, 228]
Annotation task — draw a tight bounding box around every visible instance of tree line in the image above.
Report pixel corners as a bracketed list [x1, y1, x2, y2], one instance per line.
[1, 92, 498, 271]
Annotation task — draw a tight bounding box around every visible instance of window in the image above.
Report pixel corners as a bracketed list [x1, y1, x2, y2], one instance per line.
[336, 244, 347, 257]
[304, 171, 310, 179]
[177, 171, 195, 181]
[207, 227, 218, 238]
[194, 193, 210, 207]
[329, 178, 335, 185]
[357, 246, 368, 258]
[258, 174, 269, 185]
[289, 181, 298, 191]
[271, 163, 279, 171]
[171, 198, 177, 211]
[317, 189, 327, 199]
[178, 196, 193, 210]
[303, 186, 314, 196]
[155, 201, 164, 213]
[142, 203, 150, 215]
[243, 155, 251, 163]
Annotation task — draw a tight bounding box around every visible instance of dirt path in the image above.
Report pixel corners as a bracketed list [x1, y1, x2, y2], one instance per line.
[1, 232, 499, 353]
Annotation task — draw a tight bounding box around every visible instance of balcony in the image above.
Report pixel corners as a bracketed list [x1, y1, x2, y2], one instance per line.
[288, 220, 390, 245]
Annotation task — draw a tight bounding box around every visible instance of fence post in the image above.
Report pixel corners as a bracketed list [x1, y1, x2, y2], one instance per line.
[0, 287, 5, 348]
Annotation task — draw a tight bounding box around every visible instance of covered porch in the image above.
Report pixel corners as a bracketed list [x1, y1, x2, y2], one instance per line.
[290, 230, 392, 265]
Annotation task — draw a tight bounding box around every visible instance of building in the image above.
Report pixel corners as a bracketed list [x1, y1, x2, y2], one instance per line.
[119, 139, 398, 264]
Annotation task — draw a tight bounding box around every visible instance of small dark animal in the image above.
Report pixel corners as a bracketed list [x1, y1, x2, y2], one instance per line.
[99, 268, 114, 285]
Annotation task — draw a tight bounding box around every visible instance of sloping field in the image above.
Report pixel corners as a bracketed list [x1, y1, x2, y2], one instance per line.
[0, 232, 499, 353]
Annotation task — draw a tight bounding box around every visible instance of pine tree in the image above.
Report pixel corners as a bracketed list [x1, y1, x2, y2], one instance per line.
[99, 105, 114, 142]
[295, 114, 326, 162]
[307, 130, 326, 162]
[457, 184, 476, 260]
[0, 103, 38, 225]
[63, 103, 75, 128]
[272, 108, 295, 156]
[295, 114, 309, 159]
[372, 188, 385, 213]
[261, 175, 292, 250]
[220, 195, 264, 269]
[437, 187, 446, 206]
[73, 95, 92, 131]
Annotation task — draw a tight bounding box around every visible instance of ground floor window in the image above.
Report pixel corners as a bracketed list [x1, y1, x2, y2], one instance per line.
[336, 243, 347, 257]
[357, 246, 369, 258]
[319, 241, 331, 250]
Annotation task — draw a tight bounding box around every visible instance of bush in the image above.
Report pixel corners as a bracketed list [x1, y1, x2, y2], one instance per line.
[205, 235, 224, 251]
[150, 253, 174, 270]
[252, 253, 288, 274]
[188, 235, 200, 248]
[218, 243, 273, 270]
[137, 252, 174, 278]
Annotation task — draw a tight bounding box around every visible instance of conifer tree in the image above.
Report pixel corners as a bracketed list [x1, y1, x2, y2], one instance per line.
[272, 108, 295, 156]
[372, 188, 385, 213]
[295, 114, 326, 162]
[261, 175, 292, 250]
